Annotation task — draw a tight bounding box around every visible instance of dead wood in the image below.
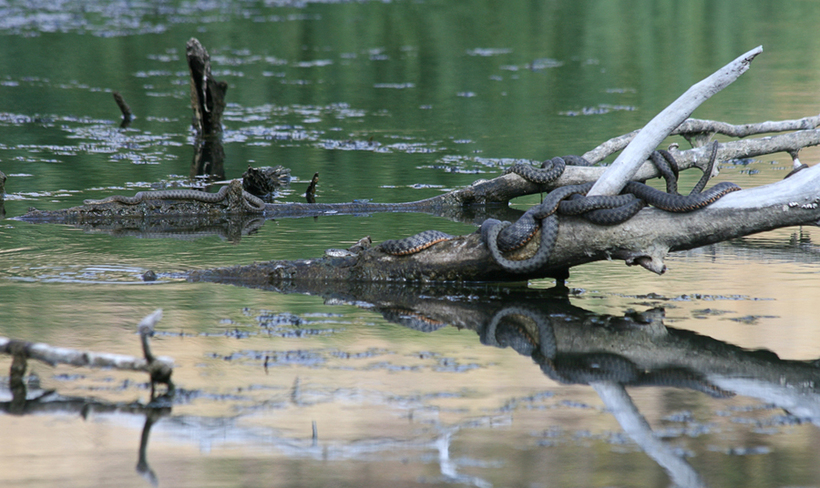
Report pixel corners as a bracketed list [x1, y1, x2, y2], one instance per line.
[588, 46, 761, 197]
[305, 172, 319, 203]
[14, 45, 820, 283]
[112, 90, 132, 126]
[0, 309, 174, 406]
[583, 115, 820, 164]
[189, 163, 820, 283]
[187, 46, 820, 283]
[187, 38, 226, 138]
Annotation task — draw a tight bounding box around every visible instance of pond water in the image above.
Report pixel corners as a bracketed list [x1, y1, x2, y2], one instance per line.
[2, 1, 820, 487]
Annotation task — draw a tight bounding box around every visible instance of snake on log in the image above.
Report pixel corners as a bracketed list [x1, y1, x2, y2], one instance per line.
[379, 142, 741, 275]
[378, 230, 455, 256]
[83, 185, 267, 213]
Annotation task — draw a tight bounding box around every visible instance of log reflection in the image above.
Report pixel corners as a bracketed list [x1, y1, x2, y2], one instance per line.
[266, 281, 820, 486]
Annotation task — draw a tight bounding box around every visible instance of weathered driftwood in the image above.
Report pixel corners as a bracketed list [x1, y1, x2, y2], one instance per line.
[15, 117, 820, 225]
[588, 45, 761, 197]
[583, 114, 820, 164]
[189, 162, 820, 283]
[14, 46, 820, 282]
[0, 309, 174, 411]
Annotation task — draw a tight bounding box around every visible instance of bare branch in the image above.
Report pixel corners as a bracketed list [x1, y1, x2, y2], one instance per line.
[189, 164, 820, 283]
[588, 46, 762, 196]
[583, 114, 820, 164]
[0, 309, 174, 395]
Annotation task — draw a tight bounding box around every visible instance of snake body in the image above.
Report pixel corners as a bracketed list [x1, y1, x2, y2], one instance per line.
[379, 145, 738, 265]
[84, 185, 267, 213]
[479, 145, 741, 273]
[379, 230, 454, 256]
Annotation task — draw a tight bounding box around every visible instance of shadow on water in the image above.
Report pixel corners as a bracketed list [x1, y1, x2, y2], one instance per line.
[4, 283, 819, 487]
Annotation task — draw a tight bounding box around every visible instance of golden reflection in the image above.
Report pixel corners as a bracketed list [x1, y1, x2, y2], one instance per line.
[3, 284, 820, 487]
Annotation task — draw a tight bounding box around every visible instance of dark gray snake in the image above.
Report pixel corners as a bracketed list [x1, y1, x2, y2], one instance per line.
[481, 144, 740, 272]
[84, 185, 267, 213]
[379, 144, 739, 262]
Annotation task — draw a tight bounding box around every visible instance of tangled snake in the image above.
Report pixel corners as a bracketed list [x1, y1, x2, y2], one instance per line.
[84, 184, 267, 213]
[380, 143, 741, 275]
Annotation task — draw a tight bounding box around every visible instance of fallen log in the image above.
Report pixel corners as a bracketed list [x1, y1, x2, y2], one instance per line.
[188, 164, 820, 283]
[189, 46, 820, 283]
[15, 46, 820, 284]
[15, 121, 820, 223]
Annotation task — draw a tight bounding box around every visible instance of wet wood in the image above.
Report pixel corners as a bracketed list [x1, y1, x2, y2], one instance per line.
[112, 90, 132, 124]
[305, 172, 319, 203]
[188, 166, 820, 283]
[187, 37, 227, 137]
[242, 165, 291, 198]
[582, 114, 820, 165]
[14, 45, 820, 283]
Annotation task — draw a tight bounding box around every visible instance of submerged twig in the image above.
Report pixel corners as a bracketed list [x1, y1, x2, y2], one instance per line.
[305, 172, 319, 203]
[112, 91, 133, 124]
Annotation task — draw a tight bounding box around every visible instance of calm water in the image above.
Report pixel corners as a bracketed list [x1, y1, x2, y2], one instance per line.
[2, 1, 820, 487]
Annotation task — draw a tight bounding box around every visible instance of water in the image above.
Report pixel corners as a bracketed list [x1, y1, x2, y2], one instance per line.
[2, 1, 820, 487]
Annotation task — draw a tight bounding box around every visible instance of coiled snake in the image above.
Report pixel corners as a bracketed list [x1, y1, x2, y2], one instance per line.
[380, 143, 741, 273]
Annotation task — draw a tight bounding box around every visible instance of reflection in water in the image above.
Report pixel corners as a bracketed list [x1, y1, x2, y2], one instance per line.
[191, 135, 225, 181]
[54, 214, 267, 242]
[0, 389, 171, 486]
[3, 285, 820, 487]
[265, 282, 820, 486]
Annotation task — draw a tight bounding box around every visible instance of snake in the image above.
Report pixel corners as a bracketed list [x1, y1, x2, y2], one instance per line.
[379, 144, 739, 265]
[83, 185, 267, 213]
[481, 143, 740, 273]
[379, 229, 455, 256]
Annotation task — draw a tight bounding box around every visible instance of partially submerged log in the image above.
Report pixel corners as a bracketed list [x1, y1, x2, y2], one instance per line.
[16, 117, 820, 222]
[187, 46, 820, 283]
[188, 163, 820, 283]
[13, 45, 820, 283]
[0, 309, 174, 412]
